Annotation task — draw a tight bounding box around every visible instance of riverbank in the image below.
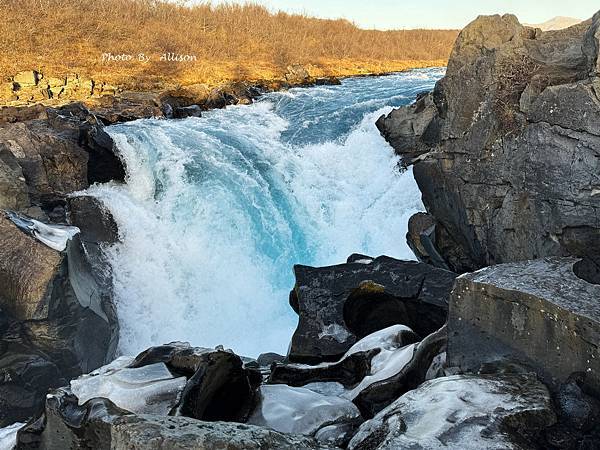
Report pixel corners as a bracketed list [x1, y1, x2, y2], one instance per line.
[1, 60, 446, 109]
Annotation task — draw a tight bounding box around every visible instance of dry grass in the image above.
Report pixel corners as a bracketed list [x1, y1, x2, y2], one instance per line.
[0, 0, 458, 89]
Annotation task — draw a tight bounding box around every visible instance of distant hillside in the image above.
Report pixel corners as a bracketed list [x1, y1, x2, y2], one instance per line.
[0, 0, 458, 93]
[525, 16, 582, 31]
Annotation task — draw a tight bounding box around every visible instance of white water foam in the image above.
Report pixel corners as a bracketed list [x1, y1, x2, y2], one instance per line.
[85, 78, 428, 358]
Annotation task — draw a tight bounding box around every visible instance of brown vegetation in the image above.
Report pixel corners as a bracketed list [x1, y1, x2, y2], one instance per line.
[0, 0, 458, 89]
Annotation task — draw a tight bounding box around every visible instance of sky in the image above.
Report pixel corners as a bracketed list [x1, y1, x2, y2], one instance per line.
[223, 0, 599, 30]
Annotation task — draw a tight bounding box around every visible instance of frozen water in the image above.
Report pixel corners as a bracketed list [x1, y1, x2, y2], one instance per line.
[70, 361, 186, 415]
[6, 211, 79, 251]
[248, 384, 361, 435]
[0, 422, 24, 450]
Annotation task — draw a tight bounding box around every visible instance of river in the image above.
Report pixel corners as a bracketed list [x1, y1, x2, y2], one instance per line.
[85, 68, 445, 357]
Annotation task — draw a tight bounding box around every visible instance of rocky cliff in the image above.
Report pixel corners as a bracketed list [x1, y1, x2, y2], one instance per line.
[378, 12, 600, 275]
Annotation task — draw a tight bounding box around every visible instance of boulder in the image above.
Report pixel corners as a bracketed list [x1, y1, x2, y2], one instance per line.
[352, 325, 447, 417]
[285, 65, 312, 85]
[348, 374, 556, 450]
[288, 256, 456, 363]
[0, 214, 64, 320]
[377, 13, 600, 273]
[447, 258, 600, 393]
[110, 415, 337, 450]
[172, 104, 203, 119]
[13, 71, 38, 87]
[0, 120, 88, 213]
[271, 325, 444, 418]
[16, 387, 336, 450]
[0, 211, 117, 426]
[130, 342, 261, 422]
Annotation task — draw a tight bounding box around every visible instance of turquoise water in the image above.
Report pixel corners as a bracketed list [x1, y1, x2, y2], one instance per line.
[86, 68, 445, 357]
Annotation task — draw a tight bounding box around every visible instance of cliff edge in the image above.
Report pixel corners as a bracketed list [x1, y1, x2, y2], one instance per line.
[378, 12, 600, 275]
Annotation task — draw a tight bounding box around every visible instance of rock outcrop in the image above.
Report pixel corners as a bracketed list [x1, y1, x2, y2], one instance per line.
[377, 13, 600, 274]
[15, 344, 337, 450]
[288, 256, 456, 363]
[0, 210, 118, 426]
[447, 257, 600, 394]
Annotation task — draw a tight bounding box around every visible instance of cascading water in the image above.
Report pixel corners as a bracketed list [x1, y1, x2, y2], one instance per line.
[84, 68, 445, 357]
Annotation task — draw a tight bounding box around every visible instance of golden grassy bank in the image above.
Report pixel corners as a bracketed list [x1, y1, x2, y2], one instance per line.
[0, 0, 458, 89]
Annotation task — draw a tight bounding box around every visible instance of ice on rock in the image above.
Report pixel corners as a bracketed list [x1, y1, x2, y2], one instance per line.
[70, 360, 186, 415]
[345, 343, 416, 399]
[276, 325, 418, 401]
[343, 324, 413, 357]
[6, 211, 79, 252]
[248, 384, 361, 436]
[0, 422, 25, 450]
[348, 374, 555, 450]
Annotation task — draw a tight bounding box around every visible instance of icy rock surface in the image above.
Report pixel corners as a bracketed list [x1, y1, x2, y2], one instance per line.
[6, 210, 79, 251]
[281, 326, 418, 400]
[348, 374, 555, 450]
[0, 422, 24, 450]
[70, 359, 186, 415]
[248, 384, 361, 436]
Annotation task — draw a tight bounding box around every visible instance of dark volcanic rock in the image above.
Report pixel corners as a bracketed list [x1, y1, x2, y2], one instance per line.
[447, 257, 600, 394]
[17, 378, 335, 450]
[269, 349, 381, 388]
[348, 374, 556, 450]
[288, 256, 456, 363]
[131, 342, 260, 422]
[0, 103, 125, 217]
[109, 415, 337, 450]
[16, 391, 131, 450]
[0, 212, 117, 426]
[377, 13, 600, 273]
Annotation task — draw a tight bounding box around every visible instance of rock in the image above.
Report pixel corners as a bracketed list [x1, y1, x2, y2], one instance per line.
[110, 415, 337, 450]
[348, 374, 556, 450]
[447, 257, 600, 393]
[271, 324, 418, 387]
[270, 349, 381, 389]
[0, 147, 29, 210]
[16, 391, 132, 449]
[375, 91, 438, 164]
[257, 352, 285, 367]
[0, 210, 117, 426]
[248, 384, 361, 436]
[584, 12, 600, 75]
[130, 342, 260, 422]
[0, 118, 88, 214]
[543, 372, 600, 449]
[172, 104, 202, 119]
[271, 325, 443, 418]
[17, 390, 336, 450]
[406, 212, 455, 270]
[270, 326, 420, 388]
[285, 65, 312, 85]
[0, 214, 65, 319]
[352, 325, 447, 418]
[288, 256, 456, 363]
[377, 13, 600, 273]
[0, 105, 47, 124]
[555, 373, 600, 431]
[13, 72, 38, 87]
